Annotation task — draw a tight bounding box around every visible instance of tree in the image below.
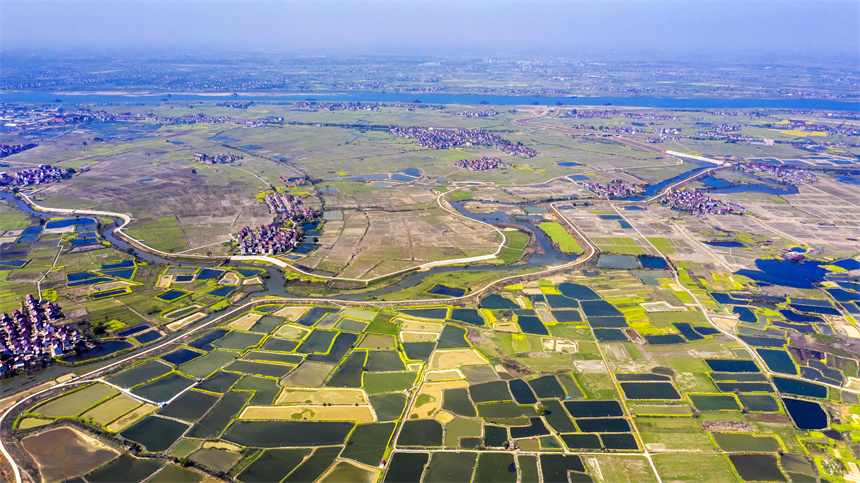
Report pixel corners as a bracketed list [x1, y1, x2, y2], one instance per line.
[125, 247, 135, 255]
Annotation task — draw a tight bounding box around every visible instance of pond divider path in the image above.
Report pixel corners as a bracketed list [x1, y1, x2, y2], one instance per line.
[606, 202, 845, 421]
[96, 378, 157, 406]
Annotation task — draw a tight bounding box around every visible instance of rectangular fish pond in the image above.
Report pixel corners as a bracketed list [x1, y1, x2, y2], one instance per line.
[426, 284, 466, 297]
[156, 289, 191, 302]
[45, 217, 95, 229]
[101, 268, 135, 279]
[91, 288, 131, 299]
[101, 260, 135, 270]
[207, 286, 236, 297]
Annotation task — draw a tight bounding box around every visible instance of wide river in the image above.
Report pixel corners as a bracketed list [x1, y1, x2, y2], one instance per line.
[3, 90, 859, 111]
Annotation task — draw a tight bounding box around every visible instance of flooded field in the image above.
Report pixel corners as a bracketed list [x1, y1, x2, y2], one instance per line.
[22, 427, 119, 481]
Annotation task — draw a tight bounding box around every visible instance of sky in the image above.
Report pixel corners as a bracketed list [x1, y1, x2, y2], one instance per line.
[2, 1, 858, 59]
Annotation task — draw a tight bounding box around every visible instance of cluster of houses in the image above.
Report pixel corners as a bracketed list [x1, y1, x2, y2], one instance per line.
[759, 121, 859, 137]
[662, 190, 748, 218]
[293, 101, 379, 111]
[0, 164, 69, 188]
[583, 181, 643, 198]
[279, 176, 309, 187]
[48, 108, 280, 128]
[460, 110, 498, 118]
[264, 191, 315, 221]
[0, 295, 84, 376]
[0, 143, 37, 158]
[390, 126, 537, 157]
[216, 101, 253, 109]
[456, 157, 505, 171]
[562, 110, 677, 121]
[695, 125, 756, 142]
[737, 162, 817, 185]
[193, 152, 243, 164]
[237, 223, 301, 256]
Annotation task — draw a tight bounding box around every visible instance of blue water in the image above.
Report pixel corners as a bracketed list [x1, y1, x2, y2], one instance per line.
[68, 277, 112, 287]
[165, 140, 184, 145]
[116, 324, 152, 337]
[733, 306, 757, 324]
[834, 259, 860, 271]
[783, 398, 828, 430]
[773, 377, 827, 398]
[838, 281, 860, 291]
[402, 168, 421, 177]
[642, 167, 711, 197]
[67, 271, 98, 282]
[837, 177, 860, 186]
[61, 340, 133, 362]
[701, 176, 733, 188]
[137, 178, 155, 183]
[70, 239, 98, 246]
[21, 226, 43, 236]
[780, 310, 823, 323]
[707, 183, 797, 195]
[11, 91, 859, 111]
[102, 268, 135, 279]
[638, 255, 668, 270]
[45, 217, 95, 229]
[790, 304, 840, 316]
[210, 136, 238, 142]
[736, 259, 831, 289]
[242, 145, 262, 150]
[17, 235, 38, 242]
[0, 260, 28, 268]
[134, 330, 162, 344]
[196, 268, 224, 280]
[208, 286, 236, 297]
[706, 241, 745, 248]
[427, 284, 466, 297]
[102, 260, 135, 270]
[558, 162, 582, 167]
[828, 289, 860, 302]
[618, 220, 632, 229]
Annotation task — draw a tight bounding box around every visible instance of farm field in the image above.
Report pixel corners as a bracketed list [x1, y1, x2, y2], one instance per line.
[12, 269, 860, 483]
[2, 97, 860, 483]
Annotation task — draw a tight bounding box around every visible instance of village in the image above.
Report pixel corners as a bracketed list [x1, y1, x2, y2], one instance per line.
[737, 162, 818, 185]
[456, 156, 505, 171]
[237, 191, 318, 256]
[192, 152, 244, 164]
[0, 164, 70, 188]
[582, 180, 644, 198]
[0, 143, 37, 158]
[662, 189, 748, 218]
[390, 126, 537, 157]
[0, 295, 85, 377]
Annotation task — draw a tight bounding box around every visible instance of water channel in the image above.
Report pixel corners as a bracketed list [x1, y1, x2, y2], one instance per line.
[0, 191, 582, 391]
[4, 91, 859, 111]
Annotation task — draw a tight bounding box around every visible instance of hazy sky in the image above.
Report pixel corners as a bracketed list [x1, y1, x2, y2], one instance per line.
[2, 1, 858, 59]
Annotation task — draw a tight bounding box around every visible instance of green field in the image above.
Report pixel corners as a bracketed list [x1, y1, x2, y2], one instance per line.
[537, 222, 583, 253]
